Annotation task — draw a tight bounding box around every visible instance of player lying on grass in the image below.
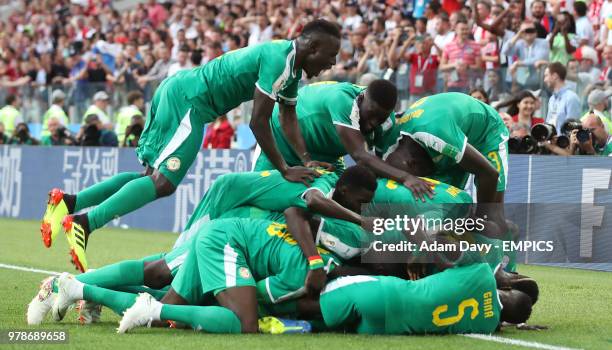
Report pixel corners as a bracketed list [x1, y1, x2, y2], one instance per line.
[40, 19, 342, 273]
[262, 263, 534, 335]
[28, 169, 380, 327]
[41, 215, 375, 334]
[385, 93, 510, 237]
[174, 165, 377, 248]
[252, 79, 434, 200]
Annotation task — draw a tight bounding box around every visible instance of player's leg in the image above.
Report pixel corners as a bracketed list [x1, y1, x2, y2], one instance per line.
[51, 273, 139, 320]
[63, 89, 205, 272]
[40, 172, 142, 248]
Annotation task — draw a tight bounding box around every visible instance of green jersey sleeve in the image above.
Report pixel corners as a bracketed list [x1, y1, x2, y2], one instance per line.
[255, 41, 297, 101]
[317, 217, 370, 261]
[328, 90, 361, 130]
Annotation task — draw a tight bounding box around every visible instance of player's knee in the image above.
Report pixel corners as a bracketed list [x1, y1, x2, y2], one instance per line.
[150, 173, 176, 198]
[143, 259, 173, 289]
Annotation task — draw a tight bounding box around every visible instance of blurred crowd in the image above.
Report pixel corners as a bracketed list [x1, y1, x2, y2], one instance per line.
[0, 0, 611, 154]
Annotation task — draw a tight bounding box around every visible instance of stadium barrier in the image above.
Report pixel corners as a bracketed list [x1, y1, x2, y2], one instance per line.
[1, 146, 610, 268]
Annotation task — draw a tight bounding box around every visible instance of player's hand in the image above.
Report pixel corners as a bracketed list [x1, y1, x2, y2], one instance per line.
[516, 323, 549, 331]
[282, 166, 320, 186]
[304, 160, 335, 172]
[360, 216, 378, 233]
[305, 268, 327, 296]
[402, 174, 434, 202]
[406, 263, 427, 281]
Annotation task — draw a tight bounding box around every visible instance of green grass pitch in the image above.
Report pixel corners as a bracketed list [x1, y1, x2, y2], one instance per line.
[0, 218, 611, 350]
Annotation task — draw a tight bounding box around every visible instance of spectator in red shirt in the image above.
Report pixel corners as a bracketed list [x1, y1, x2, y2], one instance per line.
[408, 36, 440, 103]
[147, 0, 168, 28]
[440, 18, 482, 93]
[203, 116, 234, 149]
[497, 90, 545, 128]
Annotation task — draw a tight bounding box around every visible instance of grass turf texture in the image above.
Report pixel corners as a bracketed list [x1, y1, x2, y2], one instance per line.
[0, 219, 611, 350]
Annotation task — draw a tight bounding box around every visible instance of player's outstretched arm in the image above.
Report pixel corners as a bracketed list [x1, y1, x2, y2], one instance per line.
[251, 88, 318, 186]
[458, 145, 501, 223]
[337, 126, 434, 201]
[303, 189, 363, 226]
[284, 207, 327, 296]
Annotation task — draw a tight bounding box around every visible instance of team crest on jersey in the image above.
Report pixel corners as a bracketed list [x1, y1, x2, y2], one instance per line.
[167, 157, 181, 172]
[239, 267, 251, 279]
[260, 171, 271, 177]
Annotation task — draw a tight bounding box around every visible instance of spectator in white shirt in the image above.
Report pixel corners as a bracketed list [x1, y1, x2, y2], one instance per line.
[433, 13, 455, 54]
[343, 1, 363, 31]
[167, 46, 193, 77]
[574, 1, 595, 46]
[236, 14, 273, 47]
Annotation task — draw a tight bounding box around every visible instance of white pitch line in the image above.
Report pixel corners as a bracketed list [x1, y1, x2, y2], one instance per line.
[0, 263, 60, 276]
[462, 334, 582, 350]
[0, 262, 584, 350]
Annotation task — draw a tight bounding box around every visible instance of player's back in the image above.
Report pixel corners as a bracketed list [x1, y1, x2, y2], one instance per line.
[401, 93, 503, 150]
[381, 263, 501, 334]
[175, 40, 296, 118]
[270, 81, 363, 164]
[370, 177, 472, 220]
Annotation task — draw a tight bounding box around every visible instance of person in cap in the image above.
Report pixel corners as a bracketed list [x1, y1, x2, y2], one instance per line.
[41, 90, 69, 137]
[83, 91, 112, 129]
[581, 89, 612, 132]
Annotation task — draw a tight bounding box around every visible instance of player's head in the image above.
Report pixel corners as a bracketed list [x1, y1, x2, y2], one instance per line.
[498, 289, 533, 324]
[298, 19, 341, 78]
[385, 136, 434, 176]
[332, 165, 377, 213]
[359, 79, 398, 134]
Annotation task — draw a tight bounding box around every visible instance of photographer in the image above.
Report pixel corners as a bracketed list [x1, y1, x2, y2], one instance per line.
[9, 123, 40, 145]
[40, 117, 76, 146]
[122, 115, 145, 147]
[567, 114, 612, 156]
[77, 114, 118, 147]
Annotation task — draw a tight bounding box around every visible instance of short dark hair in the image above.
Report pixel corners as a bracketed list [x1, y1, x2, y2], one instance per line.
[477, 0, 491, 10]
[84, 114, 100, 124]
[301, 19, 341, 39]
[531, 0, 545, 7]
[547, 61, 567, 81]
[5, 94, 17, 105]
[574, 0, 588, 15]
[501, 290, 533, 324]
[367, 79, 398, 111]
[179, 45, 190, 53]
[127, 91, 144, 105]
[336, 165, 377, 193]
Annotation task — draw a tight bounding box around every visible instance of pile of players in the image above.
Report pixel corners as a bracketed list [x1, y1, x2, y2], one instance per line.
[27, 19, 538, 335]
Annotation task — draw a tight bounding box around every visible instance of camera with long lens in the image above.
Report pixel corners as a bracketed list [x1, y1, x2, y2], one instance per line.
[508, 135, 537, 154]
[509, 123, 571, 154]
[561, 119, 592, 143]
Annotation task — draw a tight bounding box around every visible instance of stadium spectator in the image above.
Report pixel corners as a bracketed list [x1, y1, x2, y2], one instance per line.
[405, 36, 439, 103]
[83, 91, 112, 128]
[582, 89, 612, 131]
[548, 12, 577, 66]
[510, 122, 531, 138]
[440, 18, 482, 93]
[9, 122, 39, 145]
[502, 21, 550, 90]
[203, 115, 234, 149]
[497, 90, 545, 127]
[41, 90, 69, 137]
[77, 114, 118, 147]
[136, 45, 172, 90]
[122, 115, 145, 148]
[530, 0, 555, 38]
[544, 62, 582, 133]
[599, 45, 612, 84]
[115, 91, 144, 145]
[574, 1, 595, 46]
[469, 87, 490, 104]
[40, 117, 76, 146]
[0, 94, 22, 136]
[433, 13, 454, 55]
[167, 46, 192, 77]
